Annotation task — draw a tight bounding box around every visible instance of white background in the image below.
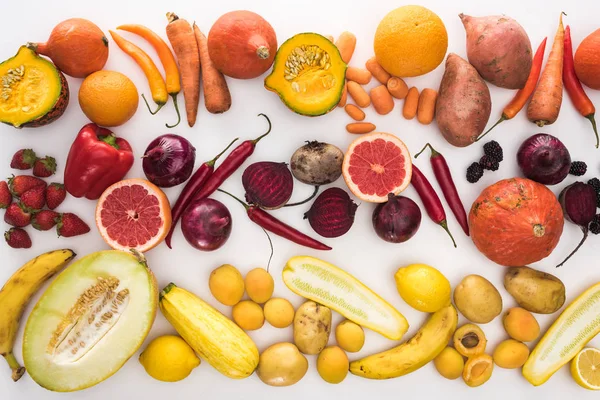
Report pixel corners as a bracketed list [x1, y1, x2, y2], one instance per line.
[1, 0, 599, 399]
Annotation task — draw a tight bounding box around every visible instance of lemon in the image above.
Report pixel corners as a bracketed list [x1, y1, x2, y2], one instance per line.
[571, 348, 600, 390]
[394, 264, 451, 312]
[139, 335, 200, 382]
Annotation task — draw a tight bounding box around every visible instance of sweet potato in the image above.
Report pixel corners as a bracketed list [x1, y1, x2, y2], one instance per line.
[436, 54, 492, 147]
[460, 14, 532, 89]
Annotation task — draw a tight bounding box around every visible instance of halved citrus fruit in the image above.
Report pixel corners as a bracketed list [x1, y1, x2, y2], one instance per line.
[96, 178, 171, 252]
[342, 132, 412, 203]
[571, 348, 600, 390]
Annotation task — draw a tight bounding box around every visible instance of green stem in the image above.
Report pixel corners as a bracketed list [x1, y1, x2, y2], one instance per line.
[206, 138, 239, 168]
[165, 94, 181, 128]
[4, 352, 25, 382]
[414, 143, 440, 159]
[476, 115, 506, 142]
[586, 114, 599, 149]
[160, 282, 176, 300]
[141, 94, 165, 115]
[217, 189, 249, 210]
[99, 134, 119, 150]
[252, 114, 272, 144]
[440, 220, 457, 248]
[284, 186, 320, 207]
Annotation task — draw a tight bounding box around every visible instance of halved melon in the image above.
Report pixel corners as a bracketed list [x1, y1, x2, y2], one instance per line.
[23, 250, 157, 392]
[265, 33, 346, 116]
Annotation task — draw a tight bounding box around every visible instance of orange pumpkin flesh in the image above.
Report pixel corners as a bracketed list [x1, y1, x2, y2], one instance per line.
[469, 178, 564, 267]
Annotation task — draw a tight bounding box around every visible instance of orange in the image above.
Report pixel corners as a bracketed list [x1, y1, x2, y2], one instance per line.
[374, 6, 448, 77]
[79, 70, 139, 126]
[574, 29, 600, 90]
[95, 178, 171, 252]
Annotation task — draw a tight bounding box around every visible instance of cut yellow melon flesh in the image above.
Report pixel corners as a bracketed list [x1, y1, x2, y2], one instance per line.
[23, 250, 157, 392]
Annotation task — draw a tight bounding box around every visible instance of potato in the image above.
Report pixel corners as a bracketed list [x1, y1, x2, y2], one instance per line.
[257, 343, 308, 387]
[435, 53, 491, 147]
[504, 266, 566, 314]
[454, 274, 502, 323]
[460, 14, 532, 89]
[293, 301, 332, 354]
[290, 141, 344, 185]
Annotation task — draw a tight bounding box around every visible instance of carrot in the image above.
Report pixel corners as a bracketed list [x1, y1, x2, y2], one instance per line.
[387, 77, 409, 99]
[346, 67, 372, 85]
[193, 23, 231, 114]
[527, 13, 565, 127]
[345, 104, 366, 121]
[403, 87, 419, 120]
[338, 82, 348, 107]
[335, 32, 356, 64]
[347, 81, 370, 108]
[109, 31, 168, 114]
[117, 24, 182, 128]
[366, 57, 391, 84]
[346, 122, 376, 134]
[417, 88, 438, 125]
[166, 12, 200, 127]
[370, 85, 394, 115]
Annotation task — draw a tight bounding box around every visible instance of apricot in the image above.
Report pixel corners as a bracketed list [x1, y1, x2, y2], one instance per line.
[264, 298, 294, 328]
[245, 268, 274, 304]
[463, 353, 493, 387]
[453, 324, 487, 357]
[232, 300, 264, 331]
[434, 347, 465, 380]
[493, 339, 529, 369]
[209, 264, 244, 306]
[316, 346, 349, 384]
[502, 307, 540, 342]
[335, 320, 365, 353]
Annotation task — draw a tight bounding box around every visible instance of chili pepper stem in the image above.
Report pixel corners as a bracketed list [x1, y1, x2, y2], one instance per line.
[217, 188, 249, 210]
[165, 94, 182, 128]
[556, 227, 588, 267]
[440, 220, 457, 248]
[414, 143, 440, 158]
[141, 93, 165, 115]
[206, 137, 240, 168]
[476, 116, 506, 142]
[252, 113, 272, 144]
[284, 186, 320, 207]
[586, 114, 599, 148]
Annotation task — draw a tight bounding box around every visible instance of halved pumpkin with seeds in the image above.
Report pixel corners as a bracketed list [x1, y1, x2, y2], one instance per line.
[265, 33, 346, 116]
[22, 250, 157, 392]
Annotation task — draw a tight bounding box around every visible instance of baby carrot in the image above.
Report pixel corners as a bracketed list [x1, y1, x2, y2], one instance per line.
[117, 24, 182, 127]
[347, 81, 370, 108]
[346, 67, 372, 85]
[345, 104, 366, 121]
[346, 122, 376, 134]
[370, 85, 394, 115]
[387, 77, 409, 99]
[335, 32, 356, 64]
[338, 82, 348, 107]
[527, 13, 565, 127]
[166, 12, 200, 127]
[193, 23, 231, 114]
[403, 87, 419, 119]
[417, 88, 438, 125]
[109, 30, 168, 114]
[366, 57, 391, 84]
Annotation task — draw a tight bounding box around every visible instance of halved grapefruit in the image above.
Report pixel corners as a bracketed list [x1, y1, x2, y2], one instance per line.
[342, 132, 412, 203]
[96, 179, 172, 252]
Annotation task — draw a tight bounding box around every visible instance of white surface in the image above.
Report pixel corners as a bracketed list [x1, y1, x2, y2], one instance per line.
[1, 0, 599, 398]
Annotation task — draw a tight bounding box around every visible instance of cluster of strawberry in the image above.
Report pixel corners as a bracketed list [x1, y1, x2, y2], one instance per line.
[1, 149, 90, 249]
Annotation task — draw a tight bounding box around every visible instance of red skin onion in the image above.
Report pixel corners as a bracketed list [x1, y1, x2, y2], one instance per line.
[372, 194, 421, 243]
[143, 134, 196, 187]
[242, 161, 293, 209]
[517, 134, 571, 185]
[304, 187, 357, 238]
[181, 198, 232, 251]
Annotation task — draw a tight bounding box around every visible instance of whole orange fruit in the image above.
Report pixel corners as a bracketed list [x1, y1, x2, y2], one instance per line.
[79, 70, 139, 127]
[374, 6, 448, 77]
[574, 28, 600, 90]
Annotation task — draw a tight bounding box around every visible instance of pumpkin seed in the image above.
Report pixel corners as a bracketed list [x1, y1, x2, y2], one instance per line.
[284, 45, 332, 81]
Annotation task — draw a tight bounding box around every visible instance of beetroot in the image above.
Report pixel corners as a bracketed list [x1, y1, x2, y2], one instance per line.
[517, 134, 571, 185]
[372, 194, 421, 243]
[181, 198, 232, 251]
[242, 161, 293, 209]
[304, 187, 357, 238]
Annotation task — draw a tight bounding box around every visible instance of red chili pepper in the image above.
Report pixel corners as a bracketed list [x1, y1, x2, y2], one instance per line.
[165, 137, 239, 248]
[415, 143, 469, 236]
[563, 25, 599, 148]
[219, 189, 331, 251]
[410, 165, 456, 247]
[64, 123, 134, 200]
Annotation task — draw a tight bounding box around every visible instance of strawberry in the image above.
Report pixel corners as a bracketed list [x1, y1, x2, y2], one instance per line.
[4, 228, 32, 249]
[33, 156, 57, 178]
[56, 213, 90, 237]
[0, 181, 11, 209]
[20, 185, 45, 211]
[32, 210, 59, 231]
[4, 203, 32, 227]
[46, 183, 66, 210]
[8, 175, 46, 197]
[10, 149, 37, 170]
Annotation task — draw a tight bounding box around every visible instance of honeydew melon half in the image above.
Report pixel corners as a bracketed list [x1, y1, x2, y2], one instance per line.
[23, 250, 158, 392]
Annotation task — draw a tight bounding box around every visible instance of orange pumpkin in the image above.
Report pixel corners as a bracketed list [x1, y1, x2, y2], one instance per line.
[469, 178, 564, 266]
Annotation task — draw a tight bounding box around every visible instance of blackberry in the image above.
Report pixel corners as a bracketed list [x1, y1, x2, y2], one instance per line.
[466, 162, 484, 183]
[588, 177, 600, 192]
[590, 215, 600, 235]
[483, 140, 503, 162]
[479, 155, 500, 171]
[569, 161, 587, 176]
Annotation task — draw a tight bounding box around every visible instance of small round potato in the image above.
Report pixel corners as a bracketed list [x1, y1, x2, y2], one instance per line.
[293, 301, 332, 355]
[290, 141, 344, 185]
[454, 274, 502, 324]
[257, 343, 308, 387]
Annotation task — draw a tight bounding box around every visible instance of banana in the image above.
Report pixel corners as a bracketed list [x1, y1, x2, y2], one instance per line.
[0, 249, 75, 382]
[349, 304, 458, 379]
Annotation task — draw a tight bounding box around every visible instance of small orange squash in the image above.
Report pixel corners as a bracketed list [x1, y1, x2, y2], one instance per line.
[469, 178, 564, 266]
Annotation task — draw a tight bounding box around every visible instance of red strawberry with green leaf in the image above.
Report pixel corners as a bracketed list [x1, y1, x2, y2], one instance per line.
[32, 210, 59, 231]
[46, 183, 66, 210]
[20, 186, 45, 211]
[33, 156, 57, 178]
[4, 228, 32, 249]
[0, 181, 12, 209]
[10, 149, 37, 170]
[8, 175, 46, 197]
[56, 213, 90, 237]
[4, 203, 31, 227]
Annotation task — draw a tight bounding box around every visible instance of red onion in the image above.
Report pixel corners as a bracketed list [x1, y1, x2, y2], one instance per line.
[181, 198, 232, 251]
[372, 194, 421, 243]
[517, 134, 571, 185]
[242, 161, 293, 209]
[143, 134, 196, 187]
[304, 187, 357, 238]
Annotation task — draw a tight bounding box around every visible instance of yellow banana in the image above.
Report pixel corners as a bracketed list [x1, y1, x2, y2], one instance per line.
[349, 304, 458, 379]
[0, 249, 75, 381]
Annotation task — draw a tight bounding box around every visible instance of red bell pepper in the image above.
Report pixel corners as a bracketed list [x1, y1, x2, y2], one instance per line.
[64, 123, 134, 200]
